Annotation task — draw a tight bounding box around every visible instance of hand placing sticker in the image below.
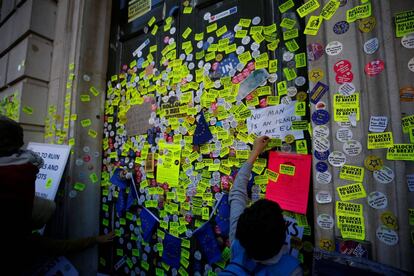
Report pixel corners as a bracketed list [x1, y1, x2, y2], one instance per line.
[247, 136, 270, 164]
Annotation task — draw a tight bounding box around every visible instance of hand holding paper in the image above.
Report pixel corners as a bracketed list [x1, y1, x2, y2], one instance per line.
[248, 136, 270, 164]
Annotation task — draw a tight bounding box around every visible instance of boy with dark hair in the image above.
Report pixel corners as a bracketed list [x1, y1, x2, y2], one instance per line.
[220, 136, 302, 275]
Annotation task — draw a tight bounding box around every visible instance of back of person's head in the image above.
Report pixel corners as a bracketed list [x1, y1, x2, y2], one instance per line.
[0, 116, 24, 157]
[236, 199, 286, 261]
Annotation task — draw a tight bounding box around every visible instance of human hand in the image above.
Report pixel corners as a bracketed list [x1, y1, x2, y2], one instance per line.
[248, 136, 270, 164]
[96, 231, 115, 243]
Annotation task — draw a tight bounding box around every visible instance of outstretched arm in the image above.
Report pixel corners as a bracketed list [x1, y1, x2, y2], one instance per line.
[228, 136, 269, 243]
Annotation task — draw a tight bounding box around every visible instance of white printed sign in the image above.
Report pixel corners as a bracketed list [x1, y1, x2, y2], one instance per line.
[369, 116, 388, 132]
[284, 215, 304, 258]
[27, 143, 71, 200]
[247, 101, 304, 139]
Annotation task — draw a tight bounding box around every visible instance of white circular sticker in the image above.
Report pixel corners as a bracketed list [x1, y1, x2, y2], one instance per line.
[364, 37, 379, 54]
[343, 140, 362, 156]
[316, 191, 332, 204]
[336, 128, 353, 142]
[316, 171, 332, 184]
[252, 16, 261, 25]
[337, 121, 352, 128]
[317, 214, 334, 229]
[325, 41, 343, 56]
[376, 225, 399, 246]
[401, 33, 414, 49]
[313, 137, 330, 152]
[373, 166, 395, 184]
[313, 125, 330, 139]
[338, 82, 356, 96]
[328, 151, 347, 167]
[408, 57, 414, 73]
[368, 191, 388, 209]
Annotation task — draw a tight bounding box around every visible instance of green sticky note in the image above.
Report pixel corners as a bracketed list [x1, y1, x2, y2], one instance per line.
[81, 119, 92, 128]
[45, 178, 53, 189]
[148, 16, 156, 27]
[89, 86, 100, 96]
[23, 106, 33, 115]
[74, 182, 86, 191]
[89, 173, 98, 183]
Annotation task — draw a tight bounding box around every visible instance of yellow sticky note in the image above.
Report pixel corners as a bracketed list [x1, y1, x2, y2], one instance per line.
[148, 16, 156, 27]
[182, 27, 192, 39]
[367, 132, 394, 149]
[279, 0, 295, 13]
[387, 144, 414, 161]
[183, 6, 192, 14]
[297, 0, 320, 18]
[266, 169, 279, 182]
[337, 183, 366, 201]
[80, 94, 90, 102]
[333, 93, 360, 122]
[206, 23, 218, 33]
[321, 0, 340, 20]
[304, 16, 323, 35]
[70, 114, 77, 121]
[340, 165, 365, 182]
[280, 164, 295, 176]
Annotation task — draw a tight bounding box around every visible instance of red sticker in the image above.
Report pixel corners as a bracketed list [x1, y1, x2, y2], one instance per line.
[334, 60, 352, 75]
[336, 71, 354, 84]
[365, 60, 384, 76]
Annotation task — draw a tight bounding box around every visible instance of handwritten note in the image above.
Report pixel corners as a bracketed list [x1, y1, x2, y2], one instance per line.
[247, 101, 304, 140]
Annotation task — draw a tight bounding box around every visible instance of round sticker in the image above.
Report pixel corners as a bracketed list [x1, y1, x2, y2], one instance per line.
[334, 60, 352, 75]
[307, 43, 324, 61]
[337, 121, 352, 128]
[367, 191, 388, 209]
[338, 82, 356, 95]
[296, 91, 307, 101]
[312, 110, 330, 125]
[319, 239, 334, 251]
[313, 137, 330, 152]
[336, 128, 353, 142]
[309, 68, 324, 83]
[328, 151, 346, 167]
[343, 140, 362, 156]
[365, 60, 385, 76]
[408, 57, 414, 73]
[295, 76, 306, 87]
[252, 16, 261, 25]
[364, 155, 384, 171]
[381, 211, 398, 230]
[336, 71, 354, 84]
[376, 225, 398, 246]
[316, 191, 332, 204]
[316, 162, 328, 173]
[401, 33, 414, 49]
[373, 166, 395, 184]
[364, 38, 379, 55]
[358, 16, 376, 33]
[333, 21, 349, 35]
[314, 150, 330, 161]
[317, 214, 334, 229]
[325, 41, 343, 56]
[316, 171, 332, 184]
[313, 125, 330, 139]
[285, 134, 295, 144]
[315, 101, 327, 110]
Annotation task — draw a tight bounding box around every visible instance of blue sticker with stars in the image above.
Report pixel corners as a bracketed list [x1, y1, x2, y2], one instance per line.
[312, 110, 330, 125]
[216, 53, 239, 77]
[316, 161, 328, 172]
[333, 21, 350, 34]
[314, 150, 330, 161]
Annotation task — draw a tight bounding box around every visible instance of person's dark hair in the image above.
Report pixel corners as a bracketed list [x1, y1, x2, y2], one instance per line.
[236, 199, 286, 261]
[0, 116, 24, 157]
